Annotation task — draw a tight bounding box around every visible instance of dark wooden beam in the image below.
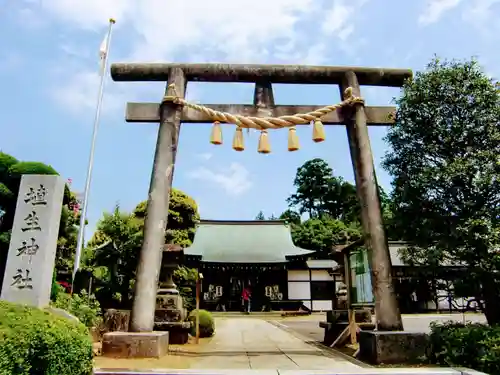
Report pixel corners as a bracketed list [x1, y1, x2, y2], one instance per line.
[111, 63, 412, 87]
[125, 103, 395, 126]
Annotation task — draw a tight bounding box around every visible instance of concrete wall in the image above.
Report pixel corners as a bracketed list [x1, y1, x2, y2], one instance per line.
[287, 269, 336, 311]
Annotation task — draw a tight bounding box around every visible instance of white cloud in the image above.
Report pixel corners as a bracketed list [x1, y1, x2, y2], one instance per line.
[49, 70, 124, 115]
[19, 0, 372, 113]
[322, 1, 351, 38]
[30, 0, 373, 64]
[462, 0, 500, 35]
[188, 162, 252, 196]
[418, 0, 500, 34]
[197, 153, 213, 161]
[40, 0, 133, 31]
[418, 0, 462, 25]
[37, 0, 316, 61]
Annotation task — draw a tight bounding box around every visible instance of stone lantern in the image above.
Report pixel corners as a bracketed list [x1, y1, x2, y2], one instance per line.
[154, 244, 191, 344]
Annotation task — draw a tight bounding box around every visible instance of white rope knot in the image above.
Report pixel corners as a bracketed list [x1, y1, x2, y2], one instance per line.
[162, 84, 364, 131]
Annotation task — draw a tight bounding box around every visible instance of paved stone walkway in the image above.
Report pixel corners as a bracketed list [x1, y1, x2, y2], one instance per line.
[191, 318, 361, 370]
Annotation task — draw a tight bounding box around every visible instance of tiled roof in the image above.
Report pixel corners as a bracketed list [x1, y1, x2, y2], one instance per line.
[184, 220, 315, 263]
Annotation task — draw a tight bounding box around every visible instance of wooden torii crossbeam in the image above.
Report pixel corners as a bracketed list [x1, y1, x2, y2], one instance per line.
[126, 103, 396, 125]
[110, 62, 412, 334]
[111, 63, 410, 84]
[117, 63, 408, 127]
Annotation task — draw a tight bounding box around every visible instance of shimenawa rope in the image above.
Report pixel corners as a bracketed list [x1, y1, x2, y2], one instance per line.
[162, 85, 364, 130]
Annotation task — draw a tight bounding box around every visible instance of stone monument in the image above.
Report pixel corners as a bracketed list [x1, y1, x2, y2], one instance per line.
[0, 174, 64, 308]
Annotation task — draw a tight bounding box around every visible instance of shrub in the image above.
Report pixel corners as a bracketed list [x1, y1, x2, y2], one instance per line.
[0, 152, 18, 182]
[427, 321, 500, 373]
[0, 300, 93, 375]
[0, 183, 13, 204]
[50, 272, 65, 302]
[51, 290, 102, 328]
[188, 309, 215, 338]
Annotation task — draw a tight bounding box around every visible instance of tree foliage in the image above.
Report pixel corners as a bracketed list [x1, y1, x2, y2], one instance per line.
[133, 188, 199, 247]
[254, 211, 279, 220]
[382, 58, 500, 324]
[287, 158, 368, 222]
[255, 210, 265, 220]
[173, 266, 199, 313]
[0, 152, 80, 284]
[291, 217, 362, 256]
[279, 209, 301, 225]
[56, 191, 81, 272]
[86, 205, 143, 308]
[284, 157, 398, 254]
[86, 188, 199, 309]
[51, 289, 102, 328]
[288, 158, 355, 219]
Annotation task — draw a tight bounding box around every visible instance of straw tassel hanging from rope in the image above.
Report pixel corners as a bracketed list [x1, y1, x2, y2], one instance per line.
[210, 121, 223, 145]
[232, 127, 245, 151]
[258, 130, 271, 154]
[288, 127, 299, 152]
[312, 118, 326, 143]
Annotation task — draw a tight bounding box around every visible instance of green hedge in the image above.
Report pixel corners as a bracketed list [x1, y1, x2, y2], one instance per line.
[0, 300, 93, 375]
[51, 290, 102, 329]
[188, 309, 215, 338]
[427, 321, 500, 374]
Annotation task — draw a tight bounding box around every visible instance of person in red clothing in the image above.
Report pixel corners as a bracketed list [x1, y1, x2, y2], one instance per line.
[242, 285, 252, 313]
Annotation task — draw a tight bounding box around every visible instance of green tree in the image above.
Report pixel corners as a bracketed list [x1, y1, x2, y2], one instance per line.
[279, 209, 301, 225]
[0, 153, 79, 284]
[382, 58, 500, 324]
[56, 191, 82, 272]
[324, 176, 360, 222]
[291, 216, 362, 257]
[0, 160, 59, 232]
[86, 205, 143, 309]
[287, 158, 360, 221]
[0, 152, 18, 182]
[255, 211, 265, 220]
[134, 188, 199, 247]
[287, 158, 334, 218]
[87, 188, 200, 308]
[378, 187, 401, 241]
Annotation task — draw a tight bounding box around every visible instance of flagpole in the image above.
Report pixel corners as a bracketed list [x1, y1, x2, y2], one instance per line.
[71, 18, 116, 293]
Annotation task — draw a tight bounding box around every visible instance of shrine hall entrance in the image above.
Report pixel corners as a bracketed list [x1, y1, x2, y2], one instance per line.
[228, 275, 256, 311]
[199, 265, 292, 312]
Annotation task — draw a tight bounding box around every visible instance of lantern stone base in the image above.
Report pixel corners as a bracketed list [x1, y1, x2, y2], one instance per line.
[154, 321, 192, 344]
[101, 331, 169, 358]
[156, 292, 187, 321]
[358, 330, 429, 365]
[154, 292, 190, 344]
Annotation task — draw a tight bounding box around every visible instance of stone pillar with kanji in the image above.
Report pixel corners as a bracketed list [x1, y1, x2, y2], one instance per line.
[0, 174, 65, 307]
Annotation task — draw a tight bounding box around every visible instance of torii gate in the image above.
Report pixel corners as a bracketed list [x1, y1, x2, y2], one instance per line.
[110, 63, 412, 333]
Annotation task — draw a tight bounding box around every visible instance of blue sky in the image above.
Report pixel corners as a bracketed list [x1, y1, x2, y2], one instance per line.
[1, 0, 499, 240]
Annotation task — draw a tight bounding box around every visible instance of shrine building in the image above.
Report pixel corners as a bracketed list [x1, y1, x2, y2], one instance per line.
[182, 220, 342, 312]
